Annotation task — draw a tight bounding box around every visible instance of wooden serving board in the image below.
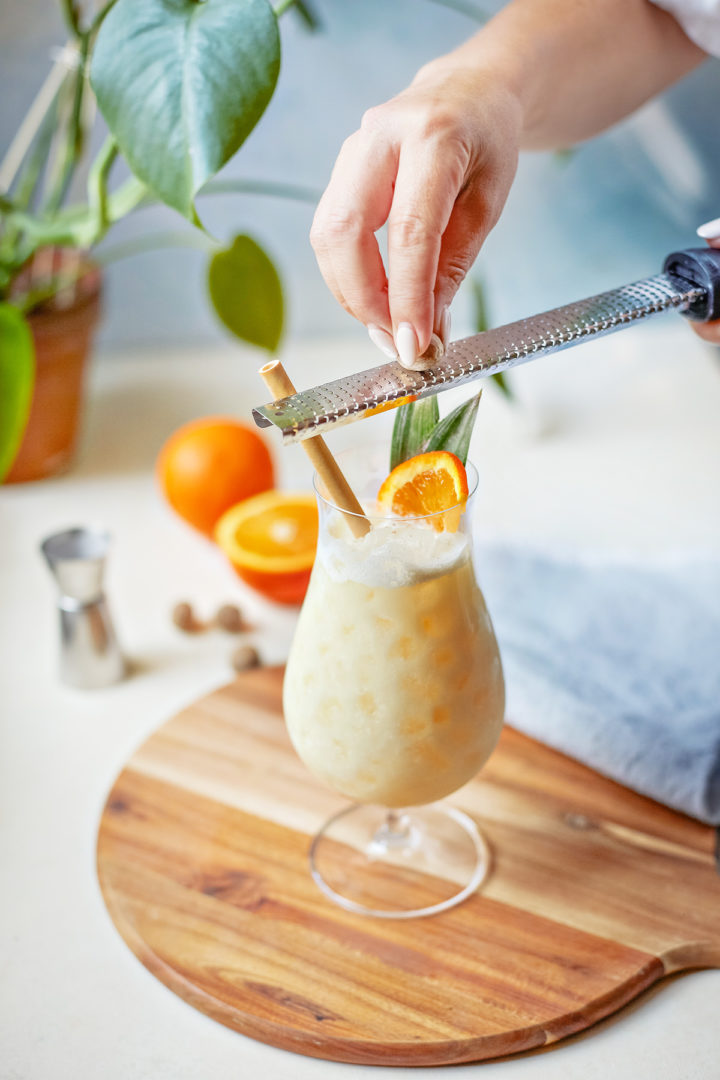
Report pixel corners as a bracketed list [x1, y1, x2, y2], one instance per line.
[97, 667, 720, 1067]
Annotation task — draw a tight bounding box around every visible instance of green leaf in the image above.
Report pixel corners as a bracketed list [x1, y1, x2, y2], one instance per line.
[423, 392, 482, 466]
[490, 369, 513, 400]
[390, 397, 439, 471]
[471, 277, 489, 334]
[0, 305, 35, 481]
[91, 0, 281, 222]
[208, 234, 283, 351]
[554, 147, 576, 166]
[470, 275, 514, 401]
[292, 1, 320, 29]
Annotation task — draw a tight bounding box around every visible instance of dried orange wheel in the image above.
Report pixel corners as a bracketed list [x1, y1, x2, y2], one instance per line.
[215, 492, 318, 605]
[377, 451, 469, 530]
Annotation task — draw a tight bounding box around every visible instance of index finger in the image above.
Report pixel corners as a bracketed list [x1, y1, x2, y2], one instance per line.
[387, 141, 465, 354]
[310, 129, 397, 332]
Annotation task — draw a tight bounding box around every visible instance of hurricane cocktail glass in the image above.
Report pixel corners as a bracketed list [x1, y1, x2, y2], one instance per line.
[284, 449, 505, 918]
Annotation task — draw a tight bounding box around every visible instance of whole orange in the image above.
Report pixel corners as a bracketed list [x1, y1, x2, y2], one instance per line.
[157, 417, 275, 536]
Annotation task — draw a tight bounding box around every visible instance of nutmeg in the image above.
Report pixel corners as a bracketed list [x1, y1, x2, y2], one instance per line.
[171, 601, 204, 633]
[215, 603, 245, 634]
[231, 644, 261, 673]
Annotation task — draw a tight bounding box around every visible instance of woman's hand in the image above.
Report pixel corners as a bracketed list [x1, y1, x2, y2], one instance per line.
[310, 63, 522, 369]
[310, 0, 704, 370]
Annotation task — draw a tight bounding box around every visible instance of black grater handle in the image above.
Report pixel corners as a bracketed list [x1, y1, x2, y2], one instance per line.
[663, 247, 720, 322]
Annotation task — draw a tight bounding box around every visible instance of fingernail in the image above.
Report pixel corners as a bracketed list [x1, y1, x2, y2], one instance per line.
[440, 306, 451, 348]
[367, 324, 398, 359]
[697, 217, 720, 240]
[395, 322, 419, 370]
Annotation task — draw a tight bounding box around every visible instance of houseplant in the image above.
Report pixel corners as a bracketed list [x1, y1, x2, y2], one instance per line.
[0, 0, 316, 482]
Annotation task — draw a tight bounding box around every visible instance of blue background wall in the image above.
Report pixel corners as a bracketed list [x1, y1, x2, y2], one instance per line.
[2, 0, 719, 348]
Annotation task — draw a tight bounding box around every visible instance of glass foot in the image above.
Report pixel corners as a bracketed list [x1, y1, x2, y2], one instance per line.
[309, 803, 491, 919]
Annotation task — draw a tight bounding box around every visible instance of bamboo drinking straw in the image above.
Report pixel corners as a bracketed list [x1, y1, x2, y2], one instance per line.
[259, 360, 371, 539]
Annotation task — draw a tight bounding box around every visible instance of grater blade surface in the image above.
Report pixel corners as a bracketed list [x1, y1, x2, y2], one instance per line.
[253, 272, 704, 444]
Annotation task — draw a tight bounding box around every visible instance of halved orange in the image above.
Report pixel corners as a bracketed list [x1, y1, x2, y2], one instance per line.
[215, 492, 318, 605]
[377, 451, 469, 530]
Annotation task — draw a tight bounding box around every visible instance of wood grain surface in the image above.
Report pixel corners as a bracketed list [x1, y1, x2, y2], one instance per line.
[97, 667, 720, 1066]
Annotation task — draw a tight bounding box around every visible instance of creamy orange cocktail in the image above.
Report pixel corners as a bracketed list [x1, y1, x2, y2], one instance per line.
[284, 457, 505, 809]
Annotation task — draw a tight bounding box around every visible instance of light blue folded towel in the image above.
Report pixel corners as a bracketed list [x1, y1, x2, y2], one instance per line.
[477, 545, 720, 825]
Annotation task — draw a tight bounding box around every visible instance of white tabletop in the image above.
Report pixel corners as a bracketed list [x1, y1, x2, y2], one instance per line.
[2, 324, 719, 1079]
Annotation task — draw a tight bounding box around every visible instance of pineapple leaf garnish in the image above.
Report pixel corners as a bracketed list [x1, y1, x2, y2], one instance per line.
[390, 396, 439, 471]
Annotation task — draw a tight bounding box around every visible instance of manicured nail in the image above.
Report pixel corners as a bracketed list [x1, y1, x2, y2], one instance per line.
[697, 217, 720, 240]
[367, 324, 398, 359]
[440, 306, 451, 348]
[395, 322, 419, 370]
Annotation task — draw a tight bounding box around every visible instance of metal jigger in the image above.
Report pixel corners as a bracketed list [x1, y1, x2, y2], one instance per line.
[41, 526, 125, 689]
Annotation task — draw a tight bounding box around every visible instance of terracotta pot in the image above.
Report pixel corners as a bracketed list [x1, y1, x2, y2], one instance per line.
[6, 263, 102, 483]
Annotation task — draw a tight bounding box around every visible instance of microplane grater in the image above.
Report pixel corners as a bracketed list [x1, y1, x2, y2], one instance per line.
[253, 247, 720, 444]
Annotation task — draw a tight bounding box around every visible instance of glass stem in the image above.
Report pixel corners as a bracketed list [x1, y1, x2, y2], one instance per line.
[371, 809, 414, 854]
[385, 810, 407, 837]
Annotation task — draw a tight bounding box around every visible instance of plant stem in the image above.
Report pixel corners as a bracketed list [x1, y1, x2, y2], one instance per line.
[274, 0, 297, 15]
[44, 35, 91, 213]
[201, 177, 320, 203]
[0, 84, 62, 282]
[11, 92, 62, 211]
[106, 176, 153, 222]
[88, 0, 119, 36]
[1, 168, 312, 261]
[86, 135, 118, 243]
[14, 281, 69, 315]
[97, 175, 318, 227]
[0, 59, 69, 193]
[95, 229, 216, 265]
[60, 0, 83, 39]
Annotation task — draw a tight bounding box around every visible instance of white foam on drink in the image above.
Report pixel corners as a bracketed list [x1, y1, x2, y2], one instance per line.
[318, 508, 470, 588]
